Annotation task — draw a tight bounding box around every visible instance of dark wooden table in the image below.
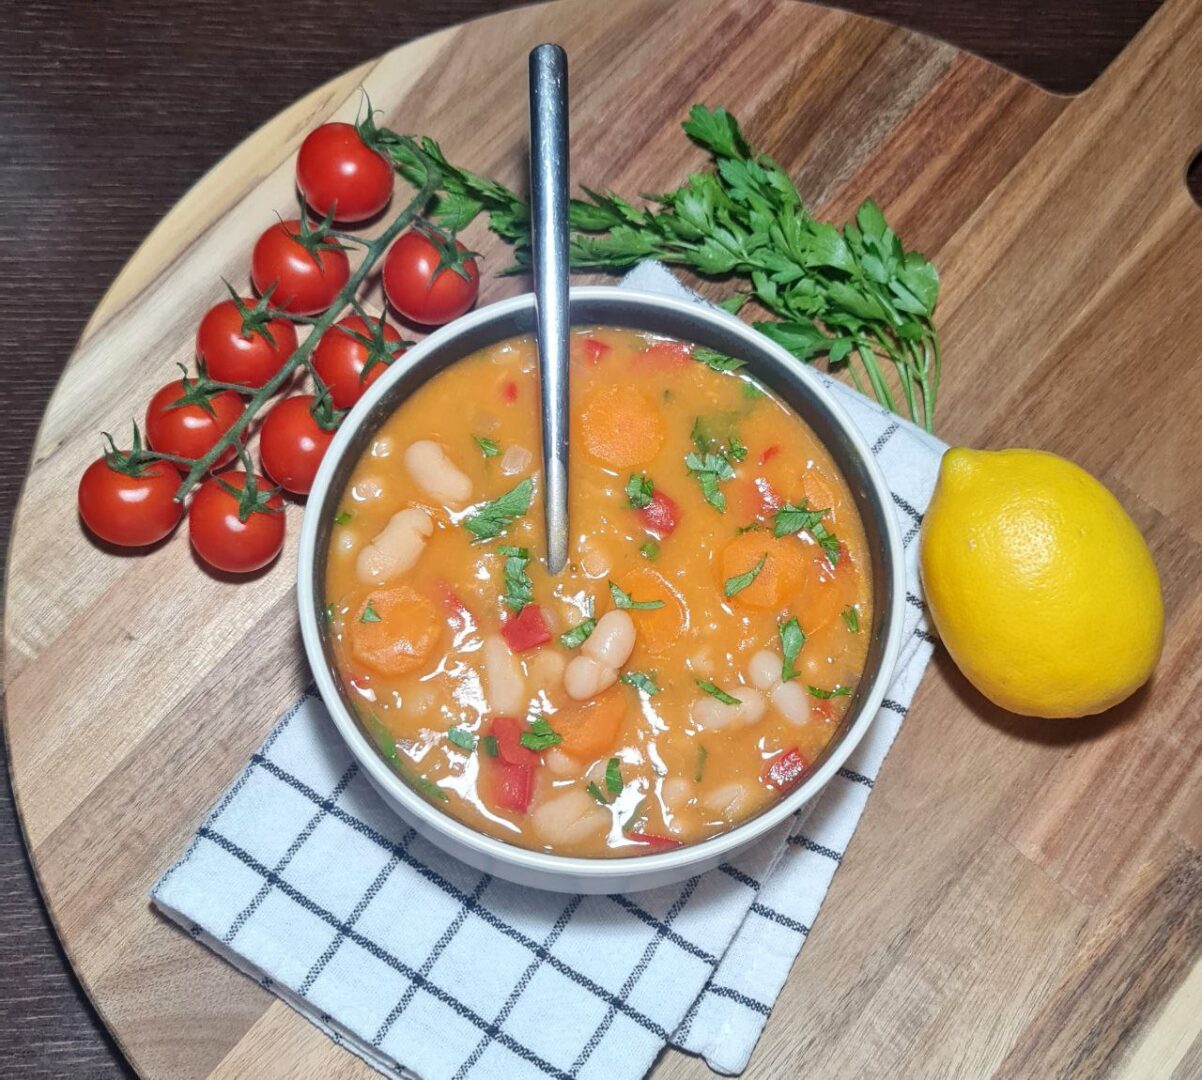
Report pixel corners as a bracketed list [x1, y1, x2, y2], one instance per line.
[0, 1, 1169, 1076]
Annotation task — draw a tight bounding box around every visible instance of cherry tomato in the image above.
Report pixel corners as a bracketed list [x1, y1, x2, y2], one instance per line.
[251, 219, 350, 315]
[296, 122, 393, 223]
[382, 229, 479, 326]
[259, 395, 335, 495]
[311, 314, 405, 409]
[188, 472, 285, 573]
[196, 296, 298, 390]
[78, 456, 182, 547]
[145, 379, 242, 468]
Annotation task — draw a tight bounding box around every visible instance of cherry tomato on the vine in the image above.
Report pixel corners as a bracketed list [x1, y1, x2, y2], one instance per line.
[312, 314, 406, 409]
[382, 228, 479, 326]
[189, 472, 285, 573]
[259, 395, 336, 495]
[251, 219, 350, 316]
[296, 122, 393, 223]
[145, 379, 243, 468]
[196, 295, 298, 390]
[78, 455, 182, 547]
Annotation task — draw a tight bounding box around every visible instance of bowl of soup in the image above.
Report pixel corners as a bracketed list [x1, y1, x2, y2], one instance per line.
[298, 287, 904, 893]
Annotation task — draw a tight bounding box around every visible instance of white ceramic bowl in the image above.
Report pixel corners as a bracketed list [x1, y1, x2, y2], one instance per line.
[298, 287, 904, 893]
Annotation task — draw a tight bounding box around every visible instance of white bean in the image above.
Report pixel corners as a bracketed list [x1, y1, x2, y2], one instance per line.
[578, 538, 611, 579]
[704, 782, 750, 817]
[563, 655, 618, 701]
[355, 508, 433, 584]
[581, 610, 636, 669]
[771, 680, 811, 726]
[482, 635, 527, 715]
[543, 748, 578, 778]
[532, 788, 610, 845]
[690, 687, 766, 730]
[748, 649, 783, 691]
[688, 648, 716, 679]
[352, 476, 385, 502]
[404, 440, 472, 507]
[661, 777, 693, 812]
[500, 444, 533, 476]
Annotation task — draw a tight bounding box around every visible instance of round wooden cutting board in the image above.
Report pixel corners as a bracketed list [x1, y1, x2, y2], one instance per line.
[6, 0, 1202, 1075]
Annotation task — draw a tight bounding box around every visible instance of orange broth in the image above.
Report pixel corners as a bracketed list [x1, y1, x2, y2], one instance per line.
[323, 327, 871, 857]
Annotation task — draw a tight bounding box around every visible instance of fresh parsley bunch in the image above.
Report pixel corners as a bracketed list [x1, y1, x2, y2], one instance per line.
[370, 105, 941, 431]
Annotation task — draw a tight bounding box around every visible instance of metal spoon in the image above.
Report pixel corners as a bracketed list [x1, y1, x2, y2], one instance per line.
[529, 43, 571, 575]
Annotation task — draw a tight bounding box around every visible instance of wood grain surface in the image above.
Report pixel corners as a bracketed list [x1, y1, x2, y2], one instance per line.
[2, 0, 1198, 1077]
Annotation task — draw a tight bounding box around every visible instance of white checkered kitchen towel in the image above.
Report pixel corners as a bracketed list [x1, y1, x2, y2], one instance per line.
[152, 261, 947, 1079]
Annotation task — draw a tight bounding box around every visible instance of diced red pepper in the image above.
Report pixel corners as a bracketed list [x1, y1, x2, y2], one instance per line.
[639, 341, 692, 369]
[582, 337, 611, 364]
[501, 379, 519, 403]
[635, 489, 680, 539]
[626, 831, 684, 852]
[758, 444, 780, 466]
[434, 580, 471, 630]
[501, 604, 552, 653]
[763, 747, 809, 792]
[488, 759, 535, 813]
[490, 715, 540, 767]
[754, 476, 782, 515]
[810, 699, 836, 724]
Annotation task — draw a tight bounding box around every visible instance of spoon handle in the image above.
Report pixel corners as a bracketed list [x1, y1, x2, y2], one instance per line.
[529, 43, 571, 575]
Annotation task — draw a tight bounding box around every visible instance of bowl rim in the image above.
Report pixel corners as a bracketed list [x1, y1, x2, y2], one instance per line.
[298, 285, 906, 883]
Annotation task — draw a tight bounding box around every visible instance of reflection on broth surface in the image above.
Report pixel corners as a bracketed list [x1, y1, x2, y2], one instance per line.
[324, 328, 871, 857]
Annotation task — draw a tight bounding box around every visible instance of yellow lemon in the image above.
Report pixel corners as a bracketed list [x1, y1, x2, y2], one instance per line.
[920, 448, 1162, 718]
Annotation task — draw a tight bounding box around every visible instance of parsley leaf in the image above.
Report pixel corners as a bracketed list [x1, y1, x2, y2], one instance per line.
[447, 727, 476, 751]
[841, 605, 861, 633]
[473, 435, 501, 458]
[560, 614, 596, 649]
[605, 757, 623, 794]
[625, 473, 654, 509]
[481, 735, 499, 758]
[695, 744, 708, 782]
[639, 540, 660, 561]
[323, 603, 335, 623]
[360, 600, 382, 623]
[463, 477, 533, 541]
[685, 450, 736, 513]
[696, 679, 741, 706]
[333, 510, 353, 525]
[586, 781, 609, 805]
[497, 545, 533, 612]
[519, 717, 563, 751]
[609, 580, 665, 611]
[779, 616, 806, 682]
[808, 684, 853, 699]
[621, 670, 660, 695]
[774, 500, 841, 564]
[724, 553, 766, 597]
[694, 347, 746, 374]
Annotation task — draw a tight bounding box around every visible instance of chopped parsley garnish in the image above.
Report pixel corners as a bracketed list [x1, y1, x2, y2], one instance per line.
[842, 605, 861, 633]
[497, 545, 533, 612]
[360, 600, 382, 623]
[333, 510, 353, 525]
[621, 671, 661, 696]
[519, 717, 563, 751]
[462, 477, 533, 541]
[473, 435, 501, 458]
[808, 685, 853, 699]
[736, 522, 766, 534]
[685, 450, 735, 513]
[724, 553, 766, 597]
[696, 679, 741, 706]
[609, 580, 665, 611]
[586, 781, 609, 805]
[323, 603, 335, 623]
[639, 540, 660, 561]
[773, 500, 841, 564]
[560, 611, 597, 649]
[693, 347, 746, 374]
[625, 473, 654, 509]
[742, 380, 765, 400]
[727, 432, 748, 463]
[481, 735, 500, 758]
[605, 757, 623, 794]
[447, 727, 476, 751]
[695, 744, 708, 782]
[779, 616, 806, 682]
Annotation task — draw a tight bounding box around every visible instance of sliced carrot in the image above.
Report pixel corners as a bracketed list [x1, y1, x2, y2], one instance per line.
[554, 687, 627, 761]
[720, 531, 810, 611]
[348, 585, 443, 677]
[616, 565, 688, 656]
[802, 549, 862, 631]
[580, 384, 665, 469]
[802, 470, 839, 521]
